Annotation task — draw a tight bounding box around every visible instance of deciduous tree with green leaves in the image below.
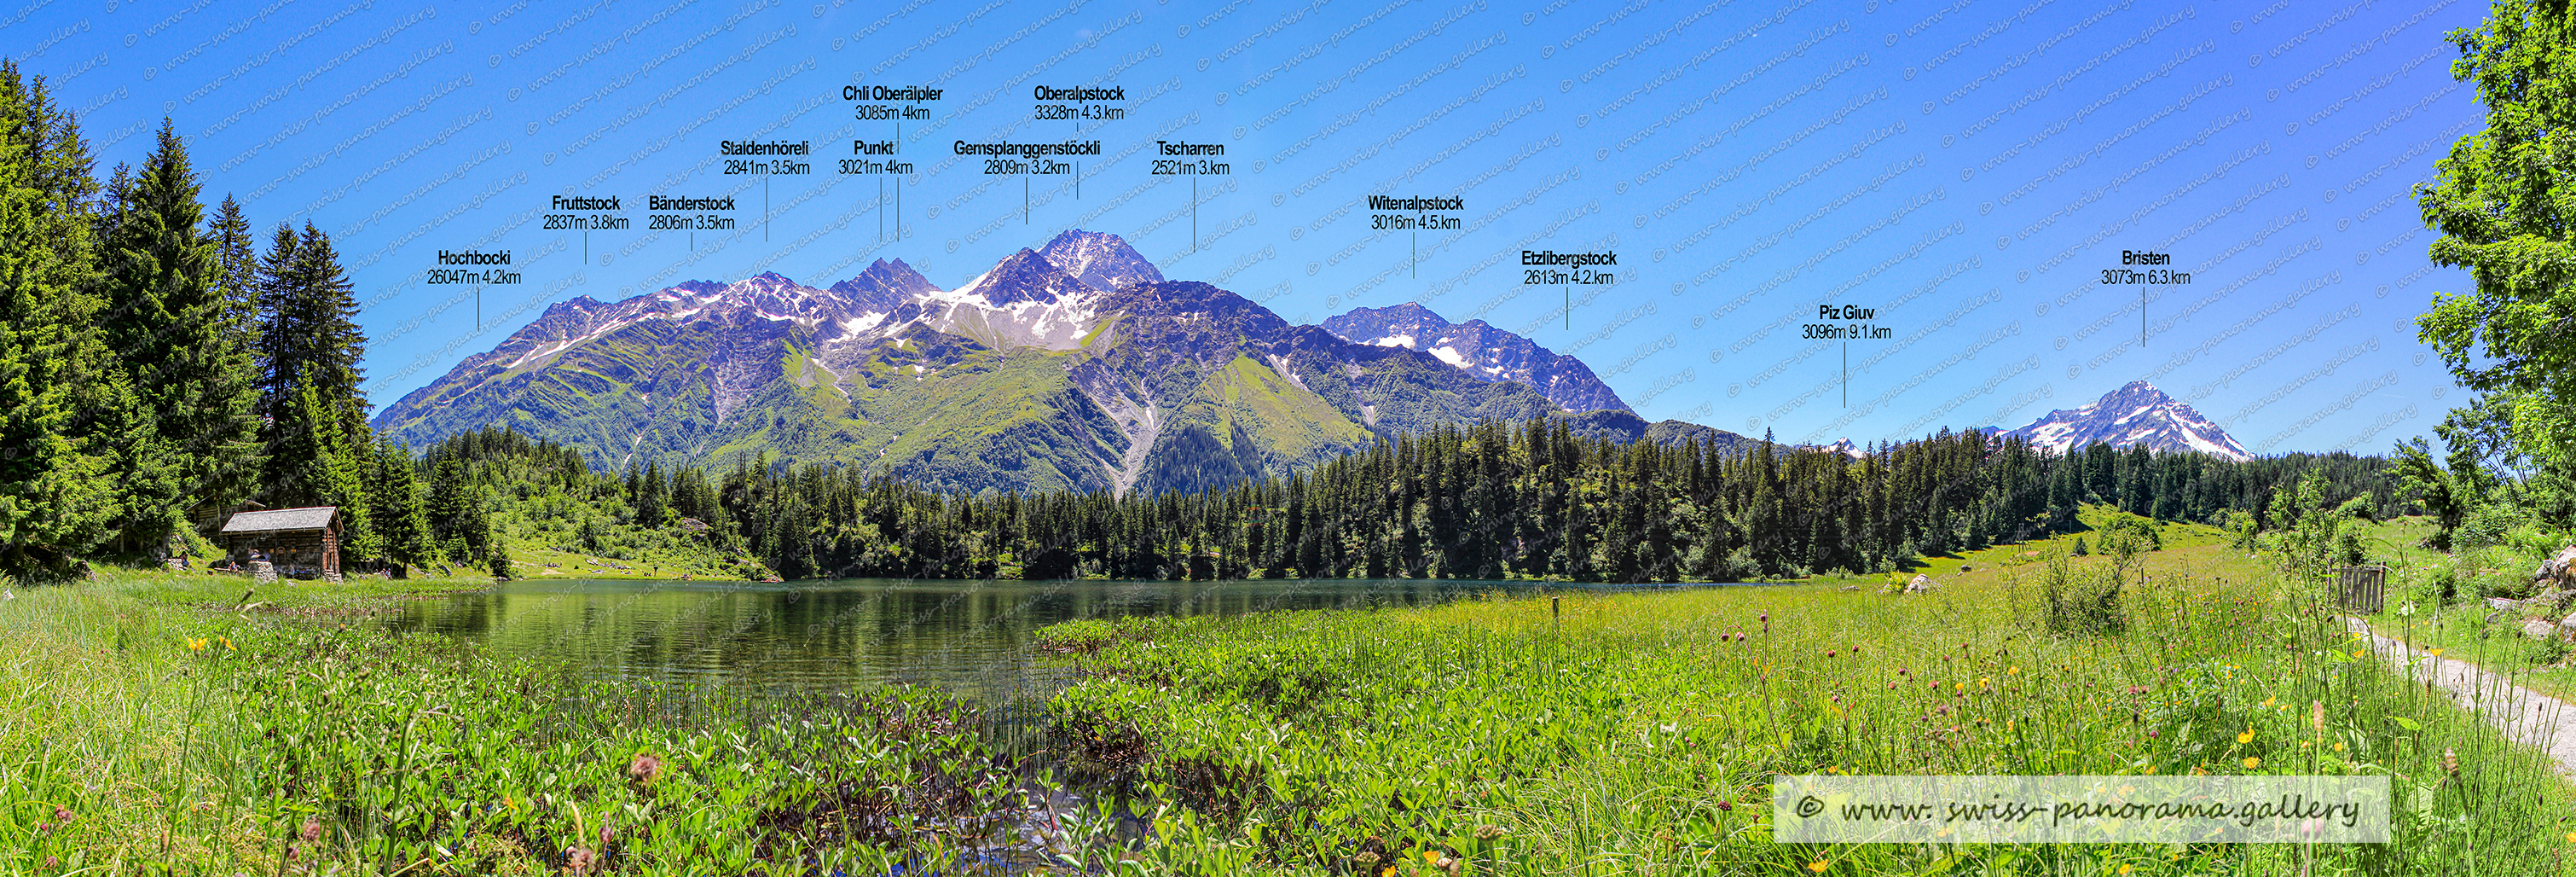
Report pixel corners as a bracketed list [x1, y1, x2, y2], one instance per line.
[2420, 0, 2576, 471]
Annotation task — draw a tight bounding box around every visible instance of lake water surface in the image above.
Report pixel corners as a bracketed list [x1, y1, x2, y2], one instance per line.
[389, 578, 1640, 697]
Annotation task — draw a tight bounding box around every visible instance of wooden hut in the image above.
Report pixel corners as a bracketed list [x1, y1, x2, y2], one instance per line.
[218, 506, 342, 579]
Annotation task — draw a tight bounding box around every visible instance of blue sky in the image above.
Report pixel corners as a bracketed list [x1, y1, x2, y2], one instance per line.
[5, 0, 2484, 454]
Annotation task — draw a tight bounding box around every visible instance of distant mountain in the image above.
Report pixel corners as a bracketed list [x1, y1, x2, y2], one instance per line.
[1322, 303, 1630, 414]
[1559, 409, 1761, 456]
[1036, 228, 1164, 293]
[373, 230, 1711, 497]
[2006, 380, 2250, 461]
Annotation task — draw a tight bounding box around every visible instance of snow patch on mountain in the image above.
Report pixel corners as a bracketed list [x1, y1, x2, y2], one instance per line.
[2006, 380, 2251, 461]
[1322, 302, 1631, 414]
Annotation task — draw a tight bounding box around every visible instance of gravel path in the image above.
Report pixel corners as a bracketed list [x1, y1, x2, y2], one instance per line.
[2347, 617, 2576, 775]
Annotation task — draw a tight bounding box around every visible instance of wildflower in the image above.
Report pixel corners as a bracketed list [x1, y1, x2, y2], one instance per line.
[187, 638, 206, 651]
[300, 816, 321, 843]
[41, 857, 55, 870]
[1476, 823, 1504, 840]
[2565, 831, 2576, 844]
[1808, 862, 1829, 873]
[51, 806, 68, 824]
[2428, 648, 2446, 658]
[2120, 865, 2134, 875]
[627, 752, 664, 785]
[2310, 700, 2325, 735]
[1381, 868, 1397, 877]
[565, 845, 597, 874]
[1423, 851, 1440, 865]
[2333, 742, 2346, 752]
[1354, 851, 1380, 867]
[2147, 729, 2157, 739]
[2243, 757, 2261, 770]
[1825, 649, 1836, 658]
[2237, 730, 2254, 744]
[2443, 748, 2459, 777]
[1716, 800, 1733, 811]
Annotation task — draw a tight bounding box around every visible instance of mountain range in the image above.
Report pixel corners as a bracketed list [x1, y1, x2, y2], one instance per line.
[2001, 380, 2251, 462]
[373, 230, 1745, 496]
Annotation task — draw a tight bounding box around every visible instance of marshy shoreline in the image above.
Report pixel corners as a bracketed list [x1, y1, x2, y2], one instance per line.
[9, 518, 2576, 874]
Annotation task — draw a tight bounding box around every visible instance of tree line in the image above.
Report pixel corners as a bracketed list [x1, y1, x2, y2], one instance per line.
[416, 419, 2389, 584]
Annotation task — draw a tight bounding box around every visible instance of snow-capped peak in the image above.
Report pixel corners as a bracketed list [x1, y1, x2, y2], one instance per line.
[2006, 380, 2251, 461]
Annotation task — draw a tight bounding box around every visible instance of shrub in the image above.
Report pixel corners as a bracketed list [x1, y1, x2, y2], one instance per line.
[2041, 552, 2124, 636]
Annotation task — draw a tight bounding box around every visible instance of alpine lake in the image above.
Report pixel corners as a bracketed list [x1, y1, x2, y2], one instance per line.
[383, 577, 1695, 700]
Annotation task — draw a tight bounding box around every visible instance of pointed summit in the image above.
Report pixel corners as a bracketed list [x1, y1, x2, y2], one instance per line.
[830, 258, 940, 309]
[2006, 380, 2250, 461]
[1037, 229, 1163, 293]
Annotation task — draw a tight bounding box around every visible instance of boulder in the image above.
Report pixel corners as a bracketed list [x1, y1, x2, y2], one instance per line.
[2536, 588, 2576, 613]
[2559, 614, 2576, 643]
[2526, 618, 2559, 640]
[2489, 596, 2526, 613]
[1905, 574, 1936, 594]
[2537, 546, 2576, 589]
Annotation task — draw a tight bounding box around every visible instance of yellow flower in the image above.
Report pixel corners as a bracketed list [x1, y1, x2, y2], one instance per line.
[2237, 730, 2253, 744]
[1381, 868, 1397, 877]
[2120, 866, 2134, 875]
[2333, 742, 2346, 752]
[2261, 696, 2276, 707]
[2243, 757, 2261, 770]
[1422, 851, 1440, 864]
[2565, 831, 2576, 844]
[1808, 862, 1829, 874]
[2428, 648, 2445, 657]
[2008, 665, 2019, 675]
[186, 637, 206, 651]
[2352, 650, 2365, 659]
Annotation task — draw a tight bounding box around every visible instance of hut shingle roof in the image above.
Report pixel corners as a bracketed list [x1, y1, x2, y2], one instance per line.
[219, 506, 339, 533]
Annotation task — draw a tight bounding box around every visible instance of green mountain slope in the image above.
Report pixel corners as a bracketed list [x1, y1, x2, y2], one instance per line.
[376, 233, 1747, 496]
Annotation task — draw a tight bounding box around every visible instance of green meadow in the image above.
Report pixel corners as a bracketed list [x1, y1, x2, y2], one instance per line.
[5, 515, 2573, 874]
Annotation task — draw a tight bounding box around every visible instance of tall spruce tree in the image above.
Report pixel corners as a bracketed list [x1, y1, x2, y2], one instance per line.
[368, 438, 431, 568]
[255, 222, 368, 508]
[95, 120, 259, 552]
[0, 61, 116, 578]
